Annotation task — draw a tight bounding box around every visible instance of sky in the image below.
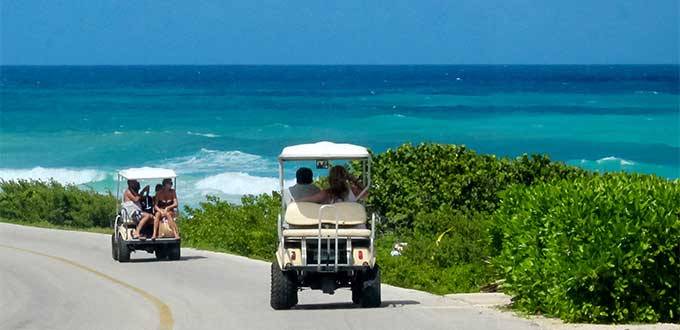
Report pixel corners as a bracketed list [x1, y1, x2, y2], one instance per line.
[1, 0, 678, 65]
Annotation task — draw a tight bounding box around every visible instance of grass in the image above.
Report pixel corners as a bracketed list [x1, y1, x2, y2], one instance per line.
[0, 217, 111, 234]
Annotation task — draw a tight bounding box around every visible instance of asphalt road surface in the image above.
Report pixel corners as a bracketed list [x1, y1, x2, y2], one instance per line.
[0, 223, 541, 330]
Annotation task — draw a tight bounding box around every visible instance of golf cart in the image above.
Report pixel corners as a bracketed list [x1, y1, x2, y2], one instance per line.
[111, 167, 181, 262]
[270, 141, 381, 309]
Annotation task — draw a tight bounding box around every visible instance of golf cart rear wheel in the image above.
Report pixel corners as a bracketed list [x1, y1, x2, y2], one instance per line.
[111, 234, 119, 261]
[167, 243, 181, 261]
[270, 262, 298, 310]
[155, 246, 168, 260]
[360, 264, 381, 308]
[116, 233, 131, 263]
[351, 278, 362, 304]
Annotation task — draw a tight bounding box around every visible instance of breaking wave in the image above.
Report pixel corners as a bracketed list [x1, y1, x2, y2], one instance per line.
[595, 156, 636, 166]
[162, 148, 275, 174]
[187, 131, 220, 138]
[195, 172, 294, 196]
[0, 167, 107, 185]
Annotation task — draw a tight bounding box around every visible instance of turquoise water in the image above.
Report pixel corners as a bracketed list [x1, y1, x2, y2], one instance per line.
[1, 65, 678, 204]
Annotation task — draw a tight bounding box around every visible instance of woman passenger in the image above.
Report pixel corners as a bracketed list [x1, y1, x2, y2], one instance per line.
[152, 178, 180, 239]
[123, 180, 153, 239]
[298, 165, 367, 204]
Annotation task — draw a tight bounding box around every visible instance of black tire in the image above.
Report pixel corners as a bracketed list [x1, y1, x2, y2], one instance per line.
[351, 278, 362, 304]
[155, 246, 168, 260]
[111, 234, 119, 261]
[167, 243, 181, 261]
[117, 233, 131, 263]
[360, 264, 381, 308]
[270, 262, 298, 310]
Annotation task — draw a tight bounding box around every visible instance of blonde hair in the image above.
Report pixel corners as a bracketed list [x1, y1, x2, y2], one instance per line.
[327, 166, 350, 201]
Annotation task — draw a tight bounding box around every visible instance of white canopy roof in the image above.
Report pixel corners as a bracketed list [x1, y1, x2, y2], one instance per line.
[118, 167, 177, 180]
[279, 141, 370, 160]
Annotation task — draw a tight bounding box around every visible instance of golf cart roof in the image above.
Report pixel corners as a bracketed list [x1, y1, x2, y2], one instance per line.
[118, 167, 177, 180]
[279, 141, 370, 161]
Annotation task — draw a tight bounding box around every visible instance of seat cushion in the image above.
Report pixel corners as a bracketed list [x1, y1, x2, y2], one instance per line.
[282, 228, 371, 237]
[285, 202, 367, 226]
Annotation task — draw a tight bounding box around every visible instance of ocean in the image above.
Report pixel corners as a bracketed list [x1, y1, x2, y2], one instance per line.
[1, 65, 678, 204]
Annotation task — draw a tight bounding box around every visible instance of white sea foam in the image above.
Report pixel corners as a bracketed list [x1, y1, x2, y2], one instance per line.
[113, 131, 123, 135]
[0, 167, 107, 185]
[187, 131, 220, 138]
[163, 149, 275, 174]
[195, 172, 294, 196]
[596, 156, 635, 166]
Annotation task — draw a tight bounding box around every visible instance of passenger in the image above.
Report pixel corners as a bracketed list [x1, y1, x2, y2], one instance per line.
[284, 167, 321, 205]
[152, 184, 163, 204]
[123, 180, 153, 239]
[298, 165, 367, 204]
[152, 178, 180, 240]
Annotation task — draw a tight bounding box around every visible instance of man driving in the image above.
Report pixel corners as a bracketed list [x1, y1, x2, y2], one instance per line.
[284, 167, 320, 205]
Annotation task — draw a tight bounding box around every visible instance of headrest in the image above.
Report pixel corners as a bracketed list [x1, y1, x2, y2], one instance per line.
[285, 202, 366, 226]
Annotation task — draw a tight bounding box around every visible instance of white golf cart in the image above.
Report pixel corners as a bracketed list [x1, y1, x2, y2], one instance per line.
[111, 167, 181, 262]
[270, 142, 381, 309]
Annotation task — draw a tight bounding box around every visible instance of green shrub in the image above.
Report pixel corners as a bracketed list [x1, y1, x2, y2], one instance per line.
[0, 180, 116, 228]
[494, 174, 680, 323]
[180, 193, 280, 260]
[378, 208, 496, 294]
[366, 143, 583, 230]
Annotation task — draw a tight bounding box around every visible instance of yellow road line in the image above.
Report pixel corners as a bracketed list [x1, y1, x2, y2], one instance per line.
[0, 244, 174, 330]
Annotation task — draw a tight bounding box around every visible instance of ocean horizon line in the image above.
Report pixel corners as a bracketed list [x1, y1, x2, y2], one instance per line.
[1, 63, 679, 67]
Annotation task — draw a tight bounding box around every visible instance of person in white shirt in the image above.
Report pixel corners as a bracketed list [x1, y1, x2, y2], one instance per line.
[298, 165, 367, 204]
[284, 167, 321, 205]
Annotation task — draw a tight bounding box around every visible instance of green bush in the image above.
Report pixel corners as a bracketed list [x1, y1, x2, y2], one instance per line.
[366, 143, 583, 230]
[494, 174, 680, 323]
[378, 208, 495, 294]
[180, 193, 280, 260]
[0, 180, 116, 228]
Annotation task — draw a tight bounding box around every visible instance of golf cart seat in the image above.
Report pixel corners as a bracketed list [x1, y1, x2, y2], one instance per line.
[284, 202, 367, 226]
[283, 228, 371, 237]
[283, 202, 369, 237]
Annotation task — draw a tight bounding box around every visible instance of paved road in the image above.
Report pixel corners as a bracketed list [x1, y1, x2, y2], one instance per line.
[0, 223, 541, 330]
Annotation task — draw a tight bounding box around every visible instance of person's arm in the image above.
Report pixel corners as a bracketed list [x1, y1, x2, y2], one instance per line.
[154, 197, 163, 214]
[124, 189, 141, 202]
[297, 190, 328, 203]
[351, 182, 369, 200]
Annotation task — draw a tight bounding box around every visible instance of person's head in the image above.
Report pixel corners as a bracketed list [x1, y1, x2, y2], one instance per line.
[162, 178, 173, 191]
[127, 180, 140, 192]
[295, 167, 314, 185]
[327, 165, 349, 200]
[155, 184, 163, 193]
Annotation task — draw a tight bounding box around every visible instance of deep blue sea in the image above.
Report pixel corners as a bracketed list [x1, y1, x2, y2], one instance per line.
[1, 65, 678, 204]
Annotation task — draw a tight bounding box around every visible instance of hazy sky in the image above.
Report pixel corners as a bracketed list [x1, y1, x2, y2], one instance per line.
[1, 0, 678, 65]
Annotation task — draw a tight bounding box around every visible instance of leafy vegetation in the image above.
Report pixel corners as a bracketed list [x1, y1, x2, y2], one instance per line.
[180, 193, 280, 260]
[0, 180, 115, 229]
[3, 143, 677, 324]
[366, 143, 584, 230]
[378, 208, 495, 294]
[494, 174, 679, 323]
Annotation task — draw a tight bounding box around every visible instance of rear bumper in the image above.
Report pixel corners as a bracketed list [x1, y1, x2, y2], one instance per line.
[284, 264, 372, 272]
[122, 238, 180, 246]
